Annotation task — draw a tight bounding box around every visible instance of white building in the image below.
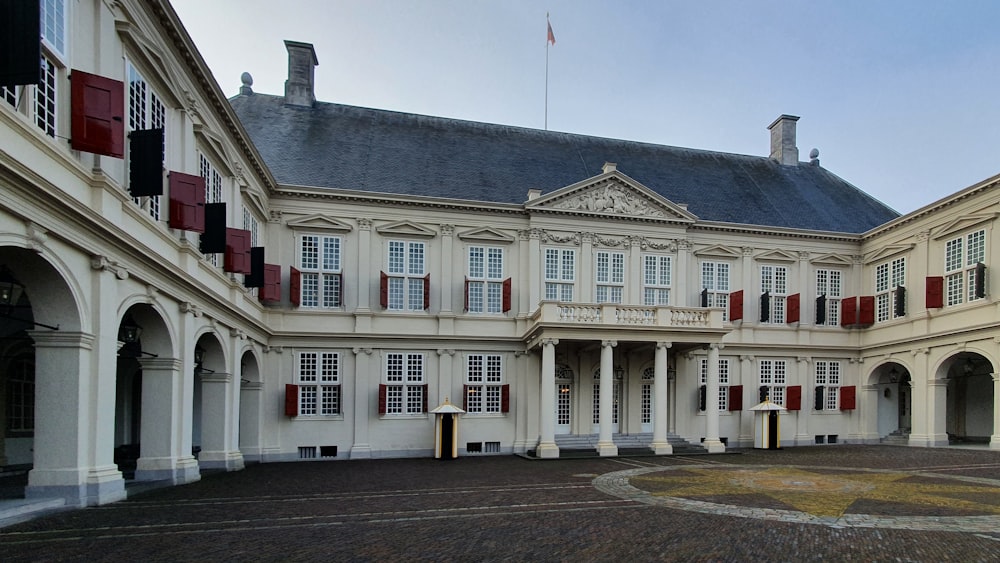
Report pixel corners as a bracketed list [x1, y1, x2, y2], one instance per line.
[0, 0, 996, 507]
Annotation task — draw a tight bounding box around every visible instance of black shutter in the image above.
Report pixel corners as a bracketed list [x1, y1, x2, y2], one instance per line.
[894, 285, 906, 317]
[814, 386, 825, 410]
[759, 385, 769, 402]
[975, 262, 986, 299]
[199, 202, 227, 254]
[759, 291, 770, 323]
[816, 294, 827, 324]
[700, 288, 708, 308]
[698, 385, 706, 411]
[128, 129, 164, 196]
[0, 0, 41, 88]
[244, 247, 265, 287]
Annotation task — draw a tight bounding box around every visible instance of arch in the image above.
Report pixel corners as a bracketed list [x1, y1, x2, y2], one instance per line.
[938, 350, 995, 445]
[865, 360, 913, 440]
[0, 245, 84, 332]
[193, 327, 229, 373]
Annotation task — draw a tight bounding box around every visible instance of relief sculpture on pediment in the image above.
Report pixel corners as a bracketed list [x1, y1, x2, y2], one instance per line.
[552, 183, 666, 218]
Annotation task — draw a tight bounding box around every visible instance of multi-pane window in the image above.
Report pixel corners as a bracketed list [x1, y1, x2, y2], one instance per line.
[643, 255, 672, 305]
[465, 354, 503, 414]
[385, 353, 425, 414]
[814, 360, 841, 410]
[300, 235, 342, 307]
[591, 371, 621, 425]
[41, 0, 67, 57]
[387, 241, 425, 310]
[6, 356, 35, 433]
[3, 2, 65, 139]
[544, 248, 575, 301]
[468, 246, 504, 313]
[127, 63, 166, 219]
[296, 352, 340, 416]
[699, 358, 730, 411]
[815, 269, 842, 326]
[35, 55, 57, 138]
[641, 368, 654, 425]
[945, 230, 987, 306]
[875, 257, 905, 322]
[701, 261, 730, 320]
[760, 265, 788, 323]
[759, 359, 787, 406]
[595, 251, 624, 303]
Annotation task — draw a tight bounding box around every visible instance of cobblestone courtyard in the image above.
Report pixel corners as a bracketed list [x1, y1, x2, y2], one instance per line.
[3, 445, 1000, 561]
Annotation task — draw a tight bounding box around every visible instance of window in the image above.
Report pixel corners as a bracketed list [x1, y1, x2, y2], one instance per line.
[760, 265, 788, 323]
[127, 63, 165, 220]
[700, 358, 730, 411]
[945, 230, 986, 306]
[875, 258, 905, 322]
[40, 0, 67, 58]
[595, 251, 624, 303]
[468, 246, 504, 313]
[815, 269, 842, 326]
[641, 368, 653, 425]
[387, 241, 426, 310]
[6, 355, 35, 434]
[199, 153, 224, 266]
[701, 261, 730, 320]
[591, 370, 621, 425]
[384, 353, 425, 415]
[464, 354, 504, 414]
[814, 360, 841, 410]
[299, 235, 342, 308]
[759, 359, 787, 406]
[2, 2, 66, 138]
[544, 248, 575, 301]
[296, 352, 341, 416]
[643, 255, 672, 306]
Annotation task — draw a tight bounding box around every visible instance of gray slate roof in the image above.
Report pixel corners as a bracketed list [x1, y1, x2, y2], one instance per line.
[229, 93, 899, 233]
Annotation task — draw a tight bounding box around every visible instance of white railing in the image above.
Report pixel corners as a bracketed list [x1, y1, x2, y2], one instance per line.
[535, 301, 723, 329]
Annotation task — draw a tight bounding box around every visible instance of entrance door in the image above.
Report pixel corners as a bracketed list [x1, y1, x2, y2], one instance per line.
[641, 382, 653, 433]
[555, 383, 572, 434]
[898, 376, 911, 432]
[592, 382, 621, 434]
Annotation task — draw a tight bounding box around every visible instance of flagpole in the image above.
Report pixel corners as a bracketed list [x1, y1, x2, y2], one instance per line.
[545, 13, 550, 131]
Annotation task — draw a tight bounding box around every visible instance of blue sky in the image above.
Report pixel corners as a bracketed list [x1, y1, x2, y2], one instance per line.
[170, 0, 1000, 215]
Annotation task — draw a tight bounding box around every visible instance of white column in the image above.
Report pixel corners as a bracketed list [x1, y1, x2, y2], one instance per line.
[651, 341, 672, 454]
[991, 373, 1000, 450]
[737, 355, 755, 445]
[597, 340, 619, 456]
[537, 338, 559, 458]
[794, 356, 810, 446]
[238, 382, 263, 461]
[703, 343, 726, 453]
[927, 379, 949, 447]
[908, 348, 931, 447]
[198, 370, 243, 471]
[862, 384, 880, 444]
[350, 347, 373, 458]
[135, 357, 192, 482]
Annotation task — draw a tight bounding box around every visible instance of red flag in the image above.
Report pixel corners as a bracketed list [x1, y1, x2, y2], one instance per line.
[547, 19, 556, 45]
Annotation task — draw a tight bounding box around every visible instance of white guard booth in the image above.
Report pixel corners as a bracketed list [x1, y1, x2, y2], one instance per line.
[430, 398, 466, 460]
[749, 399, 786, 449]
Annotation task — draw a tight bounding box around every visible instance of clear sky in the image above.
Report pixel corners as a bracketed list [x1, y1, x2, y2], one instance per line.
[170, 0, 1000, 215]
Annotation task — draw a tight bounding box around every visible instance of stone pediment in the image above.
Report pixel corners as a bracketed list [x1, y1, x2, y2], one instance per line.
[932, 212, 999, 240]
[527, 172, 697, 223]
[375, 220, 437, 238]
[285, 214, 354, 232]
[693, 244, 741, 259]
[755, 249, 798, 263]
[810, 253, 853, 267]
[864, 244, 914, 264]
[457, 227, 515, 244]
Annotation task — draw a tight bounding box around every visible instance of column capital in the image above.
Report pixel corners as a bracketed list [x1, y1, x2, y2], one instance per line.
[91, 254, 129, 279]
[708, 342, 723, 351]
[797, 356, 811, 364]
[992, 373, 1000, 383]
[265, 345, 284, 354]
[601, 340, 618, 348]
[541, 338, 559, 347]
[27, 330, 94, 349]
[928, 379, 949, 387]
[440, 224, 455, 236]
[740, 354, 755, 363]
[179, 301, 203, 317]
[358, 218, 373, 230]
[138, 357, 182, 371]
[437, 349, 456, 357]
[200, 372, 233, 384]
[656, 341, 672, 350]
[352, 347, 373, 356]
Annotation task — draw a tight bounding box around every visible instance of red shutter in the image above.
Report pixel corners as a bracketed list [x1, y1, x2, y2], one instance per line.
[840, 385, 857, 410]
[926, 276, 944, 308]
[463, 385, 469, 411]
[378, 384, 387, 415]
[463, 278, 470, 312]
[858, 295, 875, 325]
[787, 293, 800, 324]
[423, 274, 430, 310]
[786, 385, 802, 411]
[841, 297, 857, 327]
[422, 384, 429, 412]
[168, 172, 206, 232]
[729, 290, 744, 321]
[501, 384, 510, 413]
[284, 384, 299, 417]
[502, 278, 512, 313]
[379, 271, 388, 308]
[259, 264, 281, 302]
[290, 266, 302, 306]
[224, 228, 252, 273]
[728, 385, 743, 411]
[70, 70, 125, 158]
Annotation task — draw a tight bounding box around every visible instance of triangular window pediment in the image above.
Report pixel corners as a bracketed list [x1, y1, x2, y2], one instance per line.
[375, 220, 437, 238]
[693, 244, 741, 259]
[457, 227, 515, 244]
[286, 214, 354, 232]
[755, 249, 798, 263]
[527, 173, 697, 223]
[810, 253, 854, 267]
[932, 212, 998, 241]
[864, 244, 914, 264]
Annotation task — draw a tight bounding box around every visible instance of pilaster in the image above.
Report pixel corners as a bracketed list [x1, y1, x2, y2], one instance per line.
[703, 343, 726, 453]
[350, 347, 373, 458]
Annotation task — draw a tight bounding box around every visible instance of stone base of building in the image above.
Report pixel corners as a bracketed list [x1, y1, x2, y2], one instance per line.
[26, 465, 126, 507]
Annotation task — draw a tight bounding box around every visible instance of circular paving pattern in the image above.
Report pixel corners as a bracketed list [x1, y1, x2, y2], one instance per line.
[593, 464, 1000, 532]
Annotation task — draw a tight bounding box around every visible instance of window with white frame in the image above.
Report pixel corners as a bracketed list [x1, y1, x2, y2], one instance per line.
[465, 354, 503, 414]
[468, 246, 503, 313]
[641, 368, 654, 425]
[815, 268, 842, 326]
[875, 257, 905, 322]
[127, 62, 166, 220]
[199, 153, 224, 266]
[591, 370, 621, 425]
[2, 2, 66, 138]
[595, 251, 624, 303]
[387, 241, 425, 310]
[759, 359, 787, 406]
[299, 234, 342, 308]
[296, 352, 340, 416]
[544, 248, 575, 302]
[945, 229, 986, 306]
[814, 360, 841, 410]
[5, 355, 35, 434]
[701, 261, 730, 320]
[760, 265, 788, 323]
[643, 255, 671, 305]
[699, 358, 730, 411]
[385, 353, 425, 414]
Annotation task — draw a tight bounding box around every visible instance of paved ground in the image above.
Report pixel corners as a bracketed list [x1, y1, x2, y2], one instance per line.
[3, 445, 1000, 561]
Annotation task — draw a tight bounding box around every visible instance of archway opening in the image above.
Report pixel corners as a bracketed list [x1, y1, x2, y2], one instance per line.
[945, 353, 994, 444]
[872, 362, 910, 441]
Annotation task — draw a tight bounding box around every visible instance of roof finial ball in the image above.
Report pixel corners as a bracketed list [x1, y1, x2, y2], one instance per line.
[240, 72, 254, 96]
[809, 148, 820, 167]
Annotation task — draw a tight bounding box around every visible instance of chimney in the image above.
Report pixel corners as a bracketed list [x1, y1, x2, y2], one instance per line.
[767, 114, 799, 166]
[284, 40, 318, 107]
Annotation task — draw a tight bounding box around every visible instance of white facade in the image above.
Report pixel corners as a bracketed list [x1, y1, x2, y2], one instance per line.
[0, 0, 997, 508]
